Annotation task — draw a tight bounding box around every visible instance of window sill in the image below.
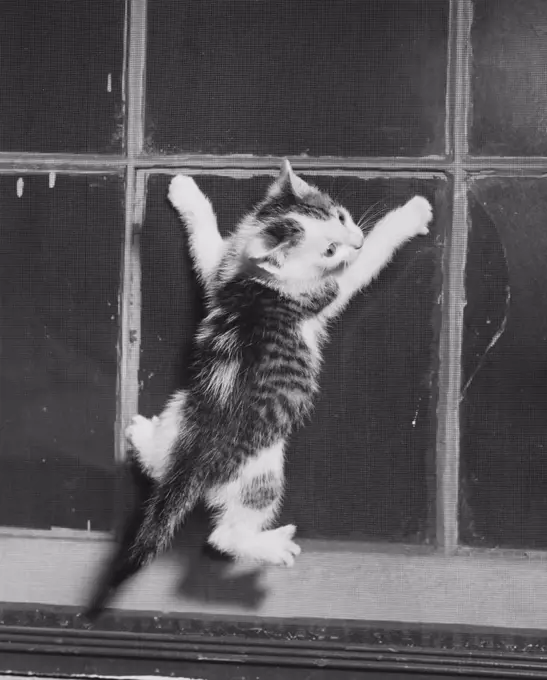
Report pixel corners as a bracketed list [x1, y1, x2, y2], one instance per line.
[1, 529, 547, 630]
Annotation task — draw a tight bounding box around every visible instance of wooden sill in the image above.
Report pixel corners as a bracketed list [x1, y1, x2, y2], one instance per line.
[1, 529, 547, 629]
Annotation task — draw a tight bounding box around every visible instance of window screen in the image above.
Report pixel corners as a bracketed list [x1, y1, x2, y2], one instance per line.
[0, 174, 123, 530]
[471, 0, 547, 156]
[146, 0, 448, 156]
[461, 178, 547, 549]
[0, 0, 125, 153]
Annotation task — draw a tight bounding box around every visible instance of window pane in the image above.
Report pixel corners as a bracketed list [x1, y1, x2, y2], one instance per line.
[146, 0, 448, 157]
[0, 0, 125, 153]
[0, 174, 123, 530]
[461, 178, 547, 548]
[139, 173, 446, 542]
[471, 0, 547, 155]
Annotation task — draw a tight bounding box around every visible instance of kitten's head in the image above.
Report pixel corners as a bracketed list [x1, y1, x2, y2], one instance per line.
[243, 161, 364, 288]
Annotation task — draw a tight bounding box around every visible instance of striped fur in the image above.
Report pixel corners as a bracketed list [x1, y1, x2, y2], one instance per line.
[86, 161, 432, 617]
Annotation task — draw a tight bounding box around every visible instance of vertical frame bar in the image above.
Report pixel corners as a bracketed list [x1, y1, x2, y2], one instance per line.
[126, 0, 147, 160]
[115, 0, 148, 466]
[436, 0, 473, 552]
[115, 171, 146, 465]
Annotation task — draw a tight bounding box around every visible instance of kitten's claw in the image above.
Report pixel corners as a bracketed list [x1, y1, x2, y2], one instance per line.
[402, 196, 433, 236]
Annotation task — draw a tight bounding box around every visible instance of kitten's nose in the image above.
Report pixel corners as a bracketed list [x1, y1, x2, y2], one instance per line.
[353, 235, 364, 250]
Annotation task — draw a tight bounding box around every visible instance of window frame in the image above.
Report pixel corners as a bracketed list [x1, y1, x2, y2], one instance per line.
[2, 0, 547, 645]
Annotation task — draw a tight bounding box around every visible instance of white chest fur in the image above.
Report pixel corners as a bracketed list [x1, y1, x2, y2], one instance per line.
[300, 316, 327, 371]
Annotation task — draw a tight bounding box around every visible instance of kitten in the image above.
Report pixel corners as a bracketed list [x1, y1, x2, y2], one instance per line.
[86, 161, 432, 616]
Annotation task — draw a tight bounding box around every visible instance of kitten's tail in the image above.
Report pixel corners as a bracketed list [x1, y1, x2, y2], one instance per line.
[84, 458, 207, 621]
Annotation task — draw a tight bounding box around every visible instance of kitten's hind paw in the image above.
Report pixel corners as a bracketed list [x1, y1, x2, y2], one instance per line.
[402, 196, 433, 237]
[168, 174, 207, 215]
[249, 524, 301, 567]
[125, 414, 155, 451]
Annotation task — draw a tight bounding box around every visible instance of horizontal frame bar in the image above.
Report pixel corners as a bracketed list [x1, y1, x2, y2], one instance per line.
[0, 154, 127, 171]
[4, 526, 547, 564]
[4, 525, 547, 562]
[3, 152, 547, 174]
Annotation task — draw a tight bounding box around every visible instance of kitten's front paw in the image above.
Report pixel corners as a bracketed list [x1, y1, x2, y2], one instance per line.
[402, 196, 433, 237]
[168, 174, 206, 215]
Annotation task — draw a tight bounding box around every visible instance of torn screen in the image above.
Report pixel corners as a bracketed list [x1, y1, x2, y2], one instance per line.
[461, 178, 547, 548]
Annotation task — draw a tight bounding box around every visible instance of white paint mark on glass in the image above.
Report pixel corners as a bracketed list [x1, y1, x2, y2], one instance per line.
[107, 72, 112, 93]
[16, 177, 24, 198]
[49, 172, 56, 189]
[411, 395, 422, 428]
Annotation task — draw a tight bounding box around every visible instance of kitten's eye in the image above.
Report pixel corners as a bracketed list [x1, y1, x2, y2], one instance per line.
[338, 211, 346, 224]
[324, 243, 338, 257]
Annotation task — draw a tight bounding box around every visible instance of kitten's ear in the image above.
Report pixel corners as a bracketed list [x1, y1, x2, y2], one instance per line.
[246, 219, 302, 272]
[266, 159, 311, 200]
[246, 244, 286, 274]
[262, 218, 302, 249]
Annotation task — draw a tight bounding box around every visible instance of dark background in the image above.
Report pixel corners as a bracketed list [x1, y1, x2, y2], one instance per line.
[146, 0, 448, 156]
[139, 173, 447, 541]
[0, 0, 125, 153]
[471, 0, 547, 156]
[0, 174, 122, 530]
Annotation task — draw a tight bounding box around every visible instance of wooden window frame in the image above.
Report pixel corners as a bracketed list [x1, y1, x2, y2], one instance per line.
[2, 2, 547, 661]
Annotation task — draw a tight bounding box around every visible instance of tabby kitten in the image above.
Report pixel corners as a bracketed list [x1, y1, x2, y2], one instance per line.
[86, 161, 432, 615]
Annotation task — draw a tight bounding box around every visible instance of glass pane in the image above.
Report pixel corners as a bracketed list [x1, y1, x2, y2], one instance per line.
[471, 0, 547, 155]
[146, 0, 448, 157]
[0, 174, 123, 530]
[0, 0, 125, 153]
[140, 173, 447, 542]
[461, 178, 547, 548]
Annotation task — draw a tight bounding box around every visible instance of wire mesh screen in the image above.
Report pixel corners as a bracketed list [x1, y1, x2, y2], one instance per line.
[461, 178, 547, 549]
[0, 174, 123, 530]
[145, 0, 448, 156]
[0, 0, 125, 153]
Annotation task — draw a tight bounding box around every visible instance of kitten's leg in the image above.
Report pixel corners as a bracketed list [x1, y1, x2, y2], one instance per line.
[325, 196, 433, 319]
[125, 391, 187, 482]
[206, 441, 301, 566]
[168, 175, 226, 288]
